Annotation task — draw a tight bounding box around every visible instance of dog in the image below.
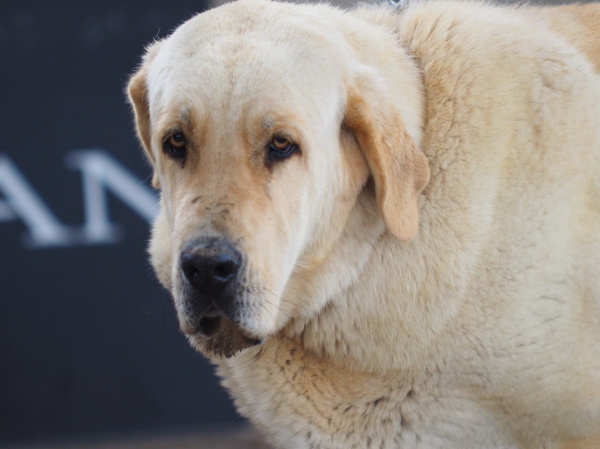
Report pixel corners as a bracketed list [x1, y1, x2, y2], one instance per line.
[127, 0, 600, 447]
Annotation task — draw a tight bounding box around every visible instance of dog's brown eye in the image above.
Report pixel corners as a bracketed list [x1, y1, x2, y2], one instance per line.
[164, 133, 186, 159]
[268, 136, 296, 161]
[272, 137, 291, 150]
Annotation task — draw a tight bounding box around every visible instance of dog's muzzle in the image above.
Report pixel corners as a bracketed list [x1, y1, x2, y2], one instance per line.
[179, 237, 242, 336]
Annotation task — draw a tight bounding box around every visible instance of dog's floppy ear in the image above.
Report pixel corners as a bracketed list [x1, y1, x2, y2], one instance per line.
[344, 69, 430, 241]
[127, 41, 163, 189]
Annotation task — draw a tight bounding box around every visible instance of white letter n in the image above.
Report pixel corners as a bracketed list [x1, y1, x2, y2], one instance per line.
[65, 149, 159, 244]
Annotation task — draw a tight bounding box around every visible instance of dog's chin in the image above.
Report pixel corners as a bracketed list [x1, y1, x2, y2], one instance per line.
[185, 315, 265, 359]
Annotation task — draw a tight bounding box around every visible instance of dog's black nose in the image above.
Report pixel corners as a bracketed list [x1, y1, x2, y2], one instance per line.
[180, 238, 242, 294]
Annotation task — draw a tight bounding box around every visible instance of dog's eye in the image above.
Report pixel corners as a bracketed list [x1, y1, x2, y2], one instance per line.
[164, 133, 186, 159]
[269, 136, 296, 160]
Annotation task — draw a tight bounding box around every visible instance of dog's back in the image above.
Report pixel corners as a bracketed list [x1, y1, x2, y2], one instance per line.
[541, 6, 600, 447]
[538, 3, 600, 73]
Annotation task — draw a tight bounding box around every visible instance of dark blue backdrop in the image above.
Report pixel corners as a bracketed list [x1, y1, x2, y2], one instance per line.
[0, 1, 241, 444]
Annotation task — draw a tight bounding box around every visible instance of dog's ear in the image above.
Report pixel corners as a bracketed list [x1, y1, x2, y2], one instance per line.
[344, 70, 430, 241]
[127, 41, 163, 189]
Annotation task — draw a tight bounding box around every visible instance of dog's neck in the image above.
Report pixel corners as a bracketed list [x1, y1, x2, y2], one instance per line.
[278, 6, 430, 375]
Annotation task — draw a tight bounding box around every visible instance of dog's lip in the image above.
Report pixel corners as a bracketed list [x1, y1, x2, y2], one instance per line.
[189, 304, 222, 337]
[182, 302, 267, 350]
[192, 312, 266, 346]
[180, 306, 219, 337]
[197, 315, 222, 336]
[202, 304, 222, 318]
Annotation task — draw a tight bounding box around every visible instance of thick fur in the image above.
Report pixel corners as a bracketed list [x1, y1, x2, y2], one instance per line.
[127, 1, 600, 447]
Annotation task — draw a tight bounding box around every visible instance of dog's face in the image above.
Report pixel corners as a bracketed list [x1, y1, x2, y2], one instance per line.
[127, 0, 429, 357]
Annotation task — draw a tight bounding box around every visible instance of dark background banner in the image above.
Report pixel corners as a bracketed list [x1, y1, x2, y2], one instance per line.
[0, 1, 240, 444]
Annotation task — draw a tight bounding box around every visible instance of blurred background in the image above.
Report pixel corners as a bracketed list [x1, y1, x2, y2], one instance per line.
[0, 0, 580, 447]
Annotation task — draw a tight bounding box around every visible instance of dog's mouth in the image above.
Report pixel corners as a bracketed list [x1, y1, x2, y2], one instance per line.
[197, 309, 223, 337]
[187, 306, 264, 358]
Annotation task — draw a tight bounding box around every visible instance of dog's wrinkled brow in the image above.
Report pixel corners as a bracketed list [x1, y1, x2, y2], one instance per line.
[261, 115, 275, 131]
[180, 108, 192, 125]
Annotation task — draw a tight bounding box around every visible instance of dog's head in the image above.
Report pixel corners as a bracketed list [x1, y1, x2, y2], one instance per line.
[127, 0, 428, 357]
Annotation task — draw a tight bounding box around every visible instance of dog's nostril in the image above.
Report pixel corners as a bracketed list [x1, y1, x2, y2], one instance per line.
[181, 262, 199, 280]
[213, 261, 237, 282]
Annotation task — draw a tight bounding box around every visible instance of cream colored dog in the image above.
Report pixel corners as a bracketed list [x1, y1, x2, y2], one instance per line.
[127, 0, 600, 447]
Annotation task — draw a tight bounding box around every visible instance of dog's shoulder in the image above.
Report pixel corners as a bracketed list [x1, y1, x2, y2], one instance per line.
[533, 3, 600, 74]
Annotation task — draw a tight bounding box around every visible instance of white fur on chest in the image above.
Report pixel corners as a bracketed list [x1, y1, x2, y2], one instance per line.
[218, 341, 518, 449]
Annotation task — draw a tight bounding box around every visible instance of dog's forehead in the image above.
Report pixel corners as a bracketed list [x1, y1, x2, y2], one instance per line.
[146, 1, 350, 122]
[170, 0, 337, 51]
